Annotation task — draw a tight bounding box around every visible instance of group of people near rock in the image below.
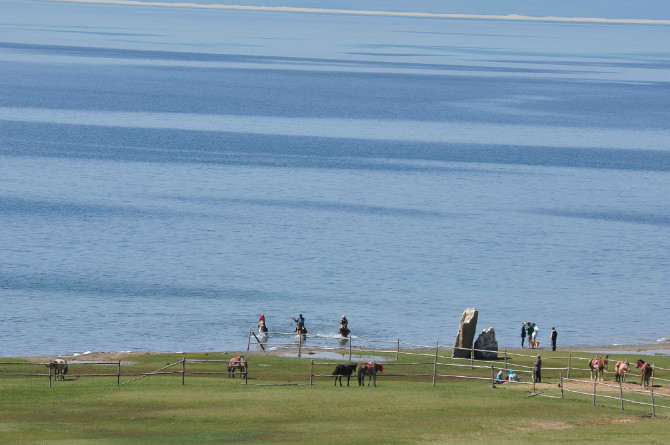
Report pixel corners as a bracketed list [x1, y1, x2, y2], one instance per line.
[257, 313, 350, 337]
[521, 322, 558, 351]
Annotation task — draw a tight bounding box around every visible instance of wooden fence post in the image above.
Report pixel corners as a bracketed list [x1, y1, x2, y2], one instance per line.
[491, 365, 495, 388]
[48, 364, 52, 388]
[532, 370, 536, 395]
[182, 358, 186, 385]
[567, 353, 572, 378]
[247, 329, 251, 351]
[117, 360, 121, 386]
[560, 373, 563, 399]
[651, 385, 655, 418]
[619, 379, 624, 411]
[592, 380, 597, 406]
[298, 334, 302, 359]
[432, 342, 438, 387]
[651, 363, 655, 387]
[349, 338, 352, 362]
[310, 360, 313, 386]
[470, 348, 474, 369]
[504, 349, 507, 371]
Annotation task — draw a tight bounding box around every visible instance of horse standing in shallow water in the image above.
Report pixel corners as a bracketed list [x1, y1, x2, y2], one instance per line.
[589, 355, 608, 381]
[615, 360, 630, 383]
[358, 362, 384, 387]
[227, 355, 247, 378]
[636, 359, 653, 387]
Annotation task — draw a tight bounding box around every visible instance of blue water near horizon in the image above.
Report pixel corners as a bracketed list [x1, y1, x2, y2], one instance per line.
[1, 0, 669, 357]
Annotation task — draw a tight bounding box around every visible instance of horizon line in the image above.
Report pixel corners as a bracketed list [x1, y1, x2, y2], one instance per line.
[50, 0, 670, 25]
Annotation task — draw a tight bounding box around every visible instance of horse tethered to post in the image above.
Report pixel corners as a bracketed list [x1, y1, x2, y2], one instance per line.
[227, 355, 247, 378]
[358, 361, 384, 387]
[46, 359, 68, 381]
[615, 360, 630, 383]
[636, 359, 653, 387]
[589, 355, 608, 381]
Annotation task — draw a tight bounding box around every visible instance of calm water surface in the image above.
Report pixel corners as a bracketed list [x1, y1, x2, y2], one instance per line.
[1, 0, 668, 356]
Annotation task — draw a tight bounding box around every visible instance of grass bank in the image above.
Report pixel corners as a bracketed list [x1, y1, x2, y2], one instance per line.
[1, 349, 668, 444]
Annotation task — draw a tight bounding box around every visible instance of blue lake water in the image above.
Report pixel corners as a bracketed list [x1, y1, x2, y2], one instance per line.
[1, 0, 669, 356]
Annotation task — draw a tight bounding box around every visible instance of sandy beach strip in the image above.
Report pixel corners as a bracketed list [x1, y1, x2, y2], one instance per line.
[50, 0, 670, 25]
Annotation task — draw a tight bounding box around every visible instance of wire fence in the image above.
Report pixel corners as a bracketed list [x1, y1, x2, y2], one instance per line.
[0, 358, 247, 387]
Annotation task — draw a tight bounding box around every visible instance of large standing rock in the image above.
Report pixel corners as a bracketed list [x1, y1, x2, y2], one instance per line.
[473, 327, 498, 360]
[452, 308, 478, 358]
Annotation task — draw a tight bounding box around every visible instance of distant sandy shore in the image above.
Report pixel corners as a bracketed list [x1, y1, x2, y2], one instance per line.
[51, 0, 670, 25]
[11, 339, 669, 362]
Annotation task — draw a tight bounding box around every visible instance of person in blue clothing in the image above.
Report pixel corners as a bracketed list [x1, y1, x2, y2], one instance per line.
[292, 314, 306, 334]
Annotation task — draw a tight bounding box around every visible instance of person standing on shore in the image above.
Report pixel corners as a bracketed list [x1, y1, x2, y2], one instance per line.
[521, 322, 527, 348]
[525, 322, 534, 347]
[551, 327, 558, 351]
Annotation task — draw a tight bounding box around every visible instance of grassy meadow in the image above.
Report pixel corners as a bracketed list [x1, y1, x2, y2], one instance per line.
[1, 348, 668, 444]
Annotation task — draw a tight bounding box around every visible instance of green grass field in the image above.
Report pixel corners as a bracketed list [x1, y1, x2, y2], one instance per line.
[1, 349, 668, 444]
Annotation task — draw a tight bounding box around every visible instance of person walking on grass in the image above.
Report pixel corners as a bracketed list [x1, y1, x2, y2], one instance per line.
[534, 354, 542, 383]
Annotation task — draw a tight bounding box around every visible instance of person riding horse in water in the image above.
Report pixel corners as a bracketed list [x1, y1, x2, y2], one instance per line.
[292, 314, 307, 334]
[258, 313, 268, 333]
[339, 315, 350, 337]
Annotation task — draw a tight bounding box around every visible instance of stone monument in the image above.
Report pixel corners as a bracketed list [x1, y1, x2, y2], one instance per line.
[452, 308, 478, 358]
[473, 327, 499, 360]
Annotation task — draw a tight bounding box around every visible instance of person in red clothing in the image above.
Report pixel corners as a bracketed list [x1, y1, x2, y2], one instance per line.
[258, 313, 268, 333]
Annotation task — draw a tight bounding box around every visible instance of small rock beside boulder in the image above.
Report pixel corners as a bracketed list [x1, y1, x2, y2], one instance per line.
[452, 308, 478, 358]
[473, 327, 498, 360]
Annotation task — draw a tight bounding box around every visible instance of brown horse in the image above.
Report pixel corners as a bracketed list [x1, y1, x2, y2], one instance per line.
[589, 355, 608, 381]
[636, 359, 653, 387]
[338, 323, 350, 338]
[358, 362, 384, 387]
[614, 360, 630, 383]
[227, 355, 247, 378]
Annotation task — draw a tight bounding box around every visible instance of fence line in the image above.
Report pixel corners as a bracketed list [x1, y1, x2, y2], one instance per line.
[557, 375, 670, 416]
[0, 357, 248, 387]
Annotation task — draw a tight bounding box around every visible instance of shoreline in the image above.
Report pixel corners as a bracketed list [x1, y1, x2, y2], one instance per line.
[11, 340, 669, 362]
[50, 0, 670, 25]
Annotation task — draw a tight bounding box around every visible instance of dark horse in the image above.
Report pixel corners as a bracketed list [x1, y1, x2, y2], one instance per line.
[338, 323, 350, 338]
[227, 355, 247, 378]
[332, 364, 357, 386]
[358, 362, 384, 387]
[636, 359, 653, 387]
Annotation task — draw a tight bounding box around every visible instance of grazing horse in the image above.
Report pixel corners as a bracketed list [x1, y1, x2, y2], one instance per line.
[358, 362, 385, 387]
[332, 364, 357, 386]
[46, 359, 68, 381]
[589, 355, 608, 381]
[636, 360, 653, 387]
[615, 360, 630, 383]
[227, 355, 247, 378]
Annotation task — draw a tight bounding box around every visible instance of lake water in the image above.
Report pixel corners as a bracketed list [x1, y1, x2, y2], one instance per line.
[1, 0, 669, 357]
